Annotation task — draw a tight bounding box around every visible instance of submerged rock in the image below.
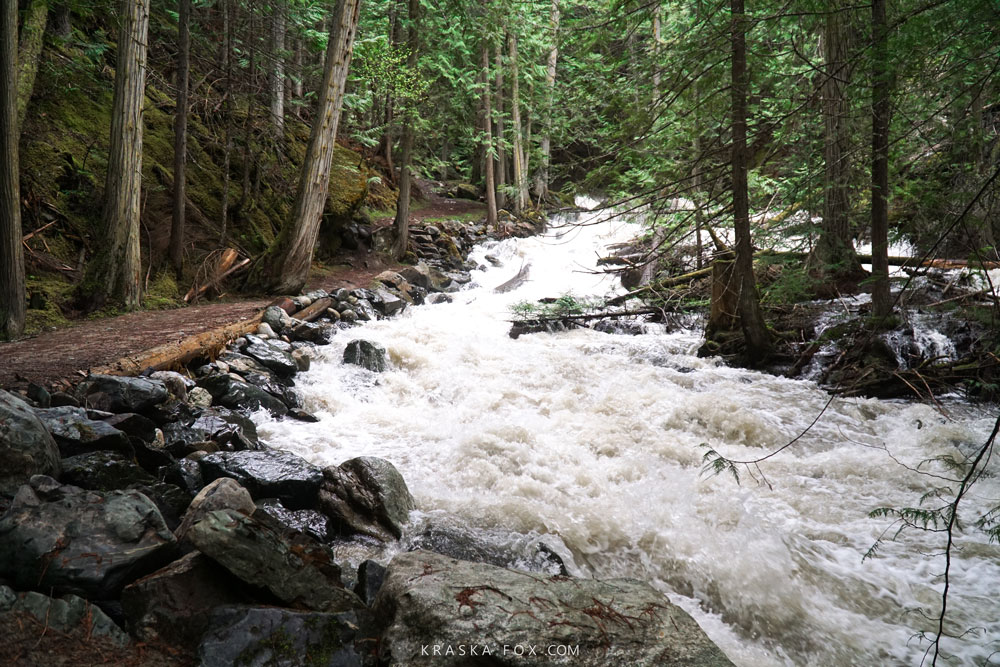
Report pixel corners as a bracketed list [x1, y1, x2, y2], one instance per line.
[187, 508, 363, 612]
[343, 339, 387, 373]
[0, 476, 177, 599]
[318, 456, 415, 541]
[198, 606, 363, 667]
[374, 551, 735, 666]
[0, 390, 61, 496]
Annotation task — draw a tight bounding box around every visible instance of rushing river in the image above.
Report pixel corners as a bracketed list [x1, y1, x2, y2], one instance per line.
[256, 203, 1000, 666]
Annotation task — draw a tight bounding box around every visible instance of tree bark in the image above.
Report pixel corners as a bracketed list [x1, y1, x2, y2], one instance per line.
[169, 0, 191, 279]
[480, 40, 498, 230]
[391, 0, 420, 260]
[728, 0, 770, 362]
[78, 0, 150, 311]
[534, 0, 559, 203]
[270, 1, 286, 136]
[494, 43, 506, 208]
[247, 0, 362, 294]
[509, 32, 528, 212]
[870, 0, 892, 318]
[1, 0, 25, 339]
[651, 4, 661, 103]
[810, 3, 863, 282]
[16, 0, 48, 130]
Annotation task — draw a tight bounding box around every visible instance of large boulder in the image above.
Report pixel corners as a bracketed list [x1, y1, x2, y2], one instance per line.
[60, 450, 157, 490]
[33, 406, 131, 457]
[0, 476, 177, 599]
[161, 407, 262, 453]
[196, 374, 289, 417]
[373, 288, 407, 317]
[318, 456, 415, 541]
[343, 339, 387, 373]
[198, 606, 363, 667]
[241, 335, 298, 378]
[121, 552, 253, 647]
[0, 390, 61, 496]
[374, 551, 735, 667]
[0, 585, 130, 647]
[397, 262, 451, 293]
[187, 508, 363, 613]
[199, 449, 323, 510]
[174, 477, 256, 543]
[76, 374, 169, 413]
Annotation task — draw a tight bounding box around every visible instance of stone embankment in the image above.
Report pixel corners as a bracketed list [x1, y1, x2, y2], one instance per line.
[0, 218, 733, 665]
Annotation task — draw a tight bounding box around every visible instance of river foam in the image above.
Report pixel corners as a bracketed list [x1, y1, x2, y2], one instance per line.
[257, 204, 1000, 666]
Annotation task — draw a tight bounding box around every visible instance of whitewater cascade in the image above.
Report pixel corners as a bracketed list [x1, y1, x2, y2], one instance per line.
[256, 202, 1000, 666]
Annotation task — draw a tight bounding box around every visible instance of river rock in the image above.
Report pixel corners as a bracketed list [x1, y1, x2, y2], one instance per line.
[241, 371, 303, 410]
[425, 292, 453, 305]
[262, 305, 293, 333]
[218, 351, 270, 376]
[318, 456, 415, 541]
[0, 390, 61, 496]
[256, 498, 332, 542]
[292, 347, 311, 372]
[343, 339, 387, 372]
[374, 551, 735, 667]
[256, 322, 278, 338]
[33, 405, 131, 457]
[122, 552, 252, 647]
[354, 559, 387, 605]
[0, 476, 177, 599]
[374, 288, 407, 316]
[198, 606, 363, 667]
[187, 508, 363, 612]
[76, 374, 169, 414]
[175, 477, 256, 542]
[50, 390, 81, 407]
[398, 262, 451, 292]
[290, 320, 335, 344]
[0, 585, 130, 647]
[198, 449, 323, 509]
[196, 373, 288, 417]
[61, 450, 158, 490]
[187, 386, 213, 408]
[162, 407, 262, 453]
[160, 458, 204, 496]
[150, 371, 192, 402]
[241, 335, 298, 378]
[101, 411, 158, 444]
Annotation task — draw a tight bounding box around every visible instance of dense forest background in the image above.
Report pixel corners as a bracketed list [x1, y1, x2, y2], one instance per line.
[0, 0, 997, 344]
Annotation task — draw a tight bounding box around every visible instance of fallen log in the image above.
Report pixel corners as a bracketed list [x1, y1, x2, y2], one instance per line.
[289, 297, 333, 324]
[494, 263, 531, 293]
[92, 313, 263, 376]
[607, 266, 713, 305]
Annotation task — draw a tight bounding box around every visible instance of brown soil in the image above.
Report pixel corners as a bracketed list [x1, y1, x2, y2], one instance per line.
[0, 195, 486, 392]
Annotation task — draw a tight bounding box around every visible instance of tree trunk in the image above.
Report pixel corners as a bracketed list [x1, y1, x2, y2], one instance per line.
[78, 0, 150, 311]
[494, 43, 506, 209]
[1, 0, 25, 339]
[293, 39, 303, 117]
[219, 0, 234, 242]
[509, 32, 528, 212]
[480, 40, 498, 230]
[729, 0, 770, 362]
[534, 0, 559, 203]
[870, 0, 892, 318]
[16, 0, 48, 130]
[810, 3, 863, 283]
[391, 0, 420, 260]
[51, 2, 71, 39]
[270, 1, 286, 136]
[169, 0, 191, 279]
[246, 0, 362, 294]
[651, 4, 661, 103]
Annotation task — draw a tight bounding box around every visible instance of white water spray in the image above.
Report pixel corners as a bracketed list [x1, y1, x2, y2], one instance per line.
[257, 202, 1000, 666]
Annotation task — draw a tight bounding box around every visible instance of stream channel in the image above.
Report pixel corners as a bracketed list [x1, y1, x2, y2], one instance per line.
[256, 201, 1000, 666]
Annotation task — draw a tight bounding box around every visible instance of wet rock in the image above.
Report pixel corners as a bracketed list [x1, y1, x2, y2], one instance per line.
[217, 351, 270, 376]
[122, 552, 253, 647]
[175, 477, 256, 543]
[76, 374, 169, 414]
[339, 308, 358, 323]
[398, 262, 451, 292]
[187, 386, 213, 408]
[256, 322, 278, 338]
[142, 397, 201, 427]
[292, 348, 311, 372]
[262, 305, 293, 333]
[354, 298, 378, 322]
[160, 458, 204, 497]
[354, 560, 387, 605]
[0, 390, 61, 496]
[187, 508, 363, 612]
[374, 551, 735, 667]
[198, 606, 362, 667]
[241, 335, 298, 378]
[241, 371, 303, 410]
[199, 449, 323, 510]
[196, 374, 288, 417]
[0, 476, 177, 599]
[318, 456, 415, 541]
[162, 407, 262, 453]
[102, 411, 158, 444]
[61, 450, 158, 490]
[0, 585, 130, 647]
[406, 524, 569, 575]
[343, 339, 387, 373]
[290, 320, 335, 345]
[26, 383, 51, 407]
[484, 253, 503, 266]
[33, 405, 131, 457]
[50, 390, 81, 407]
[373, 288, 406, 317]
[256, 498, 332, 542]
[288, 408, 320, 423]
[425, 292, 453, 305]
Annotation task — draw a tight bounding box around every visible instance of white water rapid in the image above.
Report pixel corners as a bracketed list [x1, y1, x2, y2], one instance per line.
[256, 202, 1000, 666]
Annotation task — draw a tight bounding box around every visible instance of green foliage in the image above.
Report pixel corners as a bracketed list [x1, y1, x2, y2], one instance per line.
[508, 292, 601, 322]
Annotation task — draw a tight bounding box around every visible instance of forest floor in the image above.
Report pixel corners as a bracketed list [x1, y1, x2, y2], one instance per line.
[0, 191, 486, 391]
